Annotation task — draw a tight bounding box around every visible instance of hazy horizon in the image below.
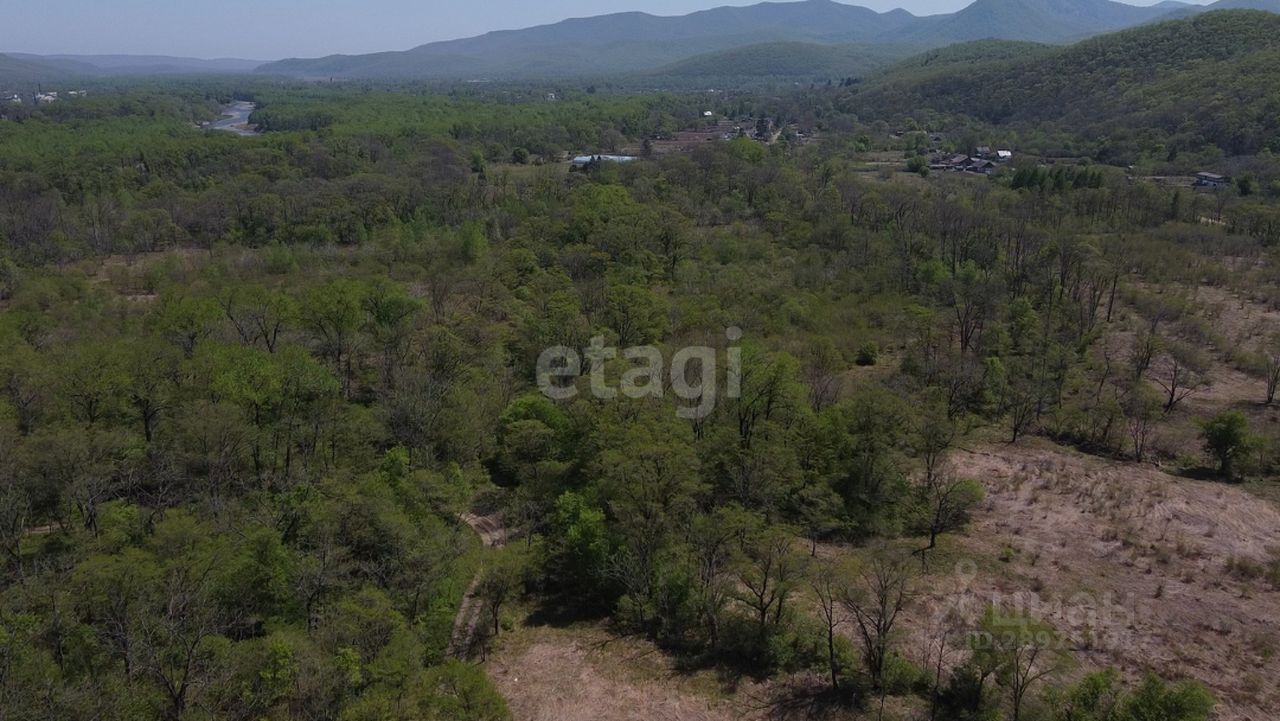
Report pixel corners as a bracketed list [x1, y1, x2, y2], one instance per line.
[1, 0, 1217, 59]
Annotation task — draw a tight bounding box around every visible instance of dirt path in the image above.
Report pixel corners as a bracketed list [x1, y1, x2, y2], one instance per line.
[447, 512, 508, 658]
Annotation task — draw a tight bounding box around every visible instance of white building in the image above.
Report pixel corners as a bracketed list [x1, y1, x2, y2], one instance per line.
[571, 154, 639, 168]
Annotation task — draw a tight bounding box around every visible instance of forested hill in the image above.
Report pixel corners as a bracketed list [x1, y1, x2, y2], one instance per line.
[0, 54, 70, 84]
[9, 54, 264, 76]
[0, 54, 263, 85]
[255, 0, 1271, 80]
[257, 0, 921, 80]
[844, 10, 1280, 156]
[653, 41, 919, 80]
[896, 0, 1178, 45]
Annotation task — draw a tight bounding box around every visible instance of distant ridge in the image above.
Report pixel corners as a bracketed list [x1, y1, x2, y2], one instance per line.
[0, 54, 72, 84]
[6, 0, 1280, 83]
[13, 54, 264, 75]
[0, 53, 264, 83]
[257, 0, 1280, 80]
[847, 10, 1280, 154]
[653, 41, 922, 79]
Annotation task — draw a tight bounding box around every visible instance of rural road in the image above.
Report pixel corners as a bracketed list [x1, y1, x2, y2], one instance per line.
[447, 512, 508, 658]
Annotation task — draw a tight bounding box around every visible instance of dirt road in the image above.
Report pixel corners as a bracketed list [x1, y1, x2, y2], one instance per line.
[447, 512, 508, 658]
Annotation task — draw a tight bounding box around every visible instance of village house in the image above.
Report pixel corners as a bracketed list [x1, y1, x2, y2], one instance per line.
[931, 153, 971, 171]
[571, 154, 639, 169]
[1194, 171, 1231, 189]
[929, 145, 1014, 174]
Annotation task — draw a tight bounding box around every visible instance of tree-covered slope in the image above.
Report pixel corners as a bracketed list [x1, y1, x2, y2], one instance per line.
[257, 0, 1265, 80]
[897, 0, 1175, 45]
[654, 41, 919, 80]
[0, 53, 72, 84]
[9, 54, 264, 76]
[260, 0, 919, 79]
[846, 10, 1280, 154]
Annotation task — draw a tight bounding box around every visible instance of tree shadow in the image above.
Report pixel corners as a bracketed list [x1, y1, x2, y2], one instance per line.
[1169, 465, 1232, 483]
[747, 675, 860, 721]
[521, 593, 611, 628]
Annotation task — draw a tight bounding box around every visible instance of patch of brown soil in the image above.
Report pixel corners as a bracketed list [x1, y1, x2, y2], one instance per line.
[939, 441, 1280, 721]
[1195, 285, 1280, 351]
[487, 625, 747, 721]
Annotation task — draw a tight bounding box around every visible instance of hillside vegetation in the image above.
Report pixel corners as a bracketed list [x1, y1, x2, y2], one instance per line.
[6, 6, 1280, 721]
[256, 0, 1267, 80]
[0, 54, 70, 84]
[847, 10, 1280, 155]
[654, 41, 918, 80]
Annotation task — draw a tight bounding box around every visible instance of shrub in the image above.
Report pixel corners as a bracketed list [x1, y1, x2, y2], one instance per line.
[1199, 411, 1253, 480]
[855, 341, 880, 367]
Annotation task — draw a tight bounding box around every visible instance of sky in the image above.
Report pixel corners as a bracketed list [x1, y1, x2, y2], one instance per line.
[0, 0, 1217, 60]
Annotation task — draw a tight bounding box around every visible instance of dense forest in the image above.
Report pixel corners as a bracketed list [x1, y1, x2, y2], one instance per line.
[3, 12, 1280, 721]
[844, 11, 1280, 161]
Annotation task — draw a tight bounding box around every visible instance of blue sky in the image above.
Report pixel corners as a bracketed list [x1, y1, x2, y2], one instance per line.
[1, 0, 1216, 59]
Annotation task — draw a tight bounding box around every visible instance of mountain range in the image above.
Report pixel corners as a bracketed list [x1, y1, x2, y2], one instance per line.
[846, 9, 1280, 154]
[4, 0, 1280, 85]
[0, 54, 263, 85]
[256, 0, 1280, 80]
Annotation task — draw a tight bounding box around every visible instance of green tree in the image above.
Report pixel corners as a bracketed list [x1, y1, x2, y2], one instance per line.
[972, 608, 1071, 721]
[300, 280, 367, 397]
[418, 660, 511, 721]
[1199, 411, 1252, 480]
[544, 491, 611, 602]
[151, 293, 222, 358]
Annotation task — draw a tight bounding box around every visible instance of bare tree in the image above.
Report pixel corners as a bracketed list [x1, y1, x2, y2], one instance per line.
[136, 558, 227, 721]
[972, 609, 1069, 721]
[920, 605, 964, 721]
[0, 469, 30, 578]
[1123, 382, 1161, 462]
[1261, 339, 1280, 404]
[803, 338, 843, 412]
[690, 515, 734, 650]
[841, 552, 914, 689]
[1152, 342, 1208, 414]
[912, 470, 982, 569]
[735, 525, 805, 643]
[1129, 329, 1161, 380]
[811, 567, 845, 692]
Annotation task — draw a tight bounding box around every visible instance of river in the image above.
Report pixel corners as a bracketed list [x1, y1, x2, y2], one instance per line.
[206, 100, 260, 136]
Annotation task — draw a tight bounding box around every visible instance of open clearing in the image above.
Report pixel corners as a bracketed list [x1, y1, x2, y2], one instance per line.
[487, 624, 749, 721]
[939, 441, 1280, 721]
[487, 439, 1279, 721]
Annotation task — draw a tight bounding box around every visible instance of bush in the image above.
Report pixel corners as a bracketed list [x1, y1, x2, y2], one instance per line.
[1199, 411, 1253, 480]
[715, 613, 828, 677]
[855, 341, 880, 367]
[417, 659, 511, 721]
[937, 664, 1000, 721]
